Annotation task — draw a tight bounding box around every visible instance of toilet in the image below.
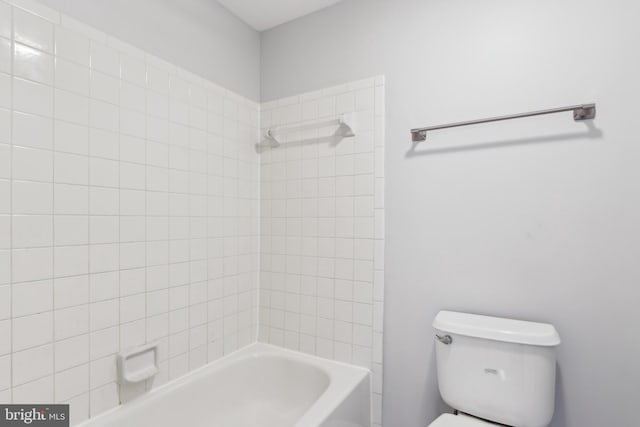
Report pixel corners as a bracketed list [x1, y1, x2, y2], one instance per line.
[429, 311, 561, 427]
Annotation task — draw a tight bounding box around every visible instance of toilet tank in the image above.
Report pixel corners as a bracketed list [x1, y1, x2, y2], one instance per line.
[433, 311, 561, 427]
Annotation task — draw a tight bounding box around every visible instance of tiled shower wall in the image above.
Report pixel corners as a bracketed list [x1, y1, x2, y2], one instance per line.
[259, 77, 385, 426]
[0, 0, 260, 423]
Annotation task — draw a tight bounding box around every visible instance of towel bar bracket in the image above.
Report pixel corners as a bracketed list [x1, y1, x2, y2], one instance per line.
[573, 105, 596, 121]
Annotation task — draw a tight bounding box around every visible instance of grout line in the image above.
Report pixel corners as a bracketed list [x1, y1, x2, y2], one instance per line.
[51, 19, 57, 403]
[85, 36, 93, 414]
[142, 52, 148, 389]
[8, 3, 14, 404]
[111, 46, 121, 410]
[186, 82, 191, 371]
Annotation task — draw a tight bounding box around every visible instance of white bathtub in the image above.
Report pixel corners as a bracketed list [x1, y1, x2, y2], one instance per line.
[79, 343, 371, 427]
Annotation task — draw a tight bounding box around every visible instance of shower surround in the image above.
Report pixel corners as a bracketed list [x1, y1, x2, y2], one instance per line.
[0, 0, 386, 425]
[0, 0, 260, 423]
[259, 78, 386, 426]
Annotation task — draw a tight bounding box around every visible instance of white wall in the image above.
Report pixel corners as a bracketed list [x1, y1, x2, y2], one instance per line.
[0, 1, 260, 423]
[261, 1, 640, 427]
[259, 76, 385, 425]
[36, 0, 261, 101]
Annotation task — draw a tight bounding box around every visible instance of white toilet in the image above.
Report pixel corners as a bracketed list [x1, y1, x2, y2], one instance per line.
[429, 311, 561, 427]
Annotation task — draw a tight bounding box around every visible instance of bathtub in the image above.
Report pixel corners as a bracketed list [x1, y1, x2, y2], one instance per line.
[79, 343, 371, 427]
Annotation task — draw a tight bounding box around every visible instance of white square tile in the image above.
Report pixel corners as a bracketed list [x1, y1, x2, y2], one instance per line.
[0, 143, 8, 179]
[12, 180, 52, 214]
[120, 54, 146, 87]
[55, 305, 89, 340]
[90, 99, 119, 132]
[147, 118, 169, 147]
[120, 319, 145, 349]
[65, 391, 89, 425]
[147, 313, 168, 342]
[12, 146, 53, 182]
[119, 216, 145, 242]
[0, 3, 10, 39]
[12, 311, 52, 351]
[13, 111, 53, 150]
[89, 216, 118, 245]
[54, 152, 89, 185]
[55, 57, 90, 95]
[0, 215, 7, 250]
[146, 290, 168, 316]
[0, 354, 9, 391]
[89, 128, 118, 160]
[90, 70, 119, 105]
[55, 363, 88, 402]
[55, 334, 89, 372]
[54, 183, 88, 215]
[89, 187, 118, 216]
[55, 120, 88, 155]
[54, 275, 89, 309]
[55, 212, 89, 248]
[56, 88, 89, 125]
[120, 82, 145, 112]
[14, 8, 54, 53]
[147, 91, 168, 119]
[0, 251, 9, 285]
[120, 109, 146, 138]
[353, 324, 372, 347]
[90, 42, 119, 77]
[119, 189, 145, 216]
[119, 162, 145, 190]
[89, 299, 118, 331]
[0, 38, 11, 75]
[0, 73, 9, 110]
[120, 294, 145, 323]
[119, 268, 145, 297]
[12, 375, 53, 403]
[0, 109, 9, 145]
[146, 166, 168, 192]
[13, 77, 53, 117]
[353, 302, 373, 326]
[12, 344, 54, 385]
[0, 285, 9, 320]
[147, 66, 170, 94]
[169, 76, 189, 102]
[317, 96, 336, 118]
[13, 42, 54, 85]
[0, 319, 9, 355]
[89, 328, 118, 361]
[88, 243, 118, 274]
[120, 134, 145, 164]
[89, 355, 116, 389]
[119, 242, 145, 270]
[55, 26, 90, 66]
[89, 272, 118, 302]
[12, 247, 53, 283]
[89, 382, 118, 416]
[88, 157, 118, 188]
[12, 214, 53, 248]
[54, 245, 89, 277]
[355, 88, 375, 111]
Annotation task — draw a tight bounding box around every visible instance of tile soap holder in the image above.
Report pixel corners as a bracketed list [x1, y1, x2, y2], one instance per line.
[117, 342, 160, 384]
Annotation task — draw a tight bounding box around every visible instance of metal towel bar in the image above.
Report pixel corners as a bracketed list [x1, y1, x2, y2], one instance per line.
[411, 103, 596, 142]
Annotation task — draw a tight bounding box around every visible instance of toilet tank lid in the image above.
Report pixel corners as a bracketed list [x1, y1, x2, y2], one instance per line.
[433, 311, 561, 347]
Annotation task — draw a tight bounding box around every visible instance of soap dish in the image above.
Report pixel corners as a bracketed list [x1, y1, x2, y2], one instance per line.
[117, 342, 160, 384]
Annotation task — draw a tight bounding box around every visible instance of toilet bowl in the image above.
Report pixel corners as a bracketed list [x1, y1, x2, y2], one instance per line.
[429, 311, 561, 427]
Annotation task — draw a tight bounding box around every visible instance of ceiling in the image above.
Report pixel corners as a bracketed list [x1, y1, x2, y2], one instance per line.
[217, 0, 345, 31]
